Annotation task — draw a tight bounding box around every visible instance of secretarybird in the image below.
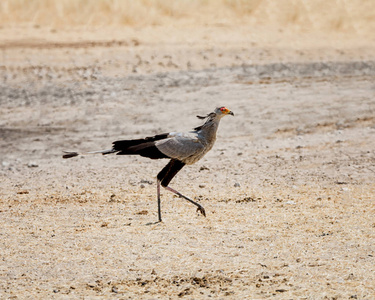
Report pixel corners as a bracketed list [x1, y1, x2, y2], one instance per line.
[63, 106, 234, 222]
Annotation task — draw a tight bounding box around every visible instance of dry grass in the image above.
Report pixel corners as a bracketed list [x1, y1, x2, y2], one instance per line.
[0, 0, 374, 34]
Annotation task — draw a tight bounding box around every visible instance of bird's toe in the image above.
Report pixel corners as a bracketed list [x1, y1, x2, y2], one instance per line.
[197, 206, 206, 217]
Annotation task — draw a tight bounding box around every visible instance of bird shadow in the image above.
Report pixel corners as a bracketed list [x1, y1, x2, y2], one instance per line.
[145, 221, 162, 226]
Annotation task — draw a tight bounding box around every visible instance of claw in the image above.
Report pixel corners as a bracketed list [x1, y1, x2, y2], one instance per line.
[197, 206, 206, 217]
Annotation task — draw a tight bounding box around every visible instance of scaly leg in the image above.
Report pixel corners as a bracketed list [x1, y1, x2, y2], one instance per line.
[164, 186, 206, 217]
[157, 180, 162, 222]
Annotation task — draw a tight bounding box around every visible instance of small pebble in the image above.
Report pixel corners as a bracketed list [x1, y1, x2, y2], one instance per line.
[140, 179, 153, 185]
[234, 182, 241, 187]
[28, 162, 39, 168]
[17, 190, 29, 195]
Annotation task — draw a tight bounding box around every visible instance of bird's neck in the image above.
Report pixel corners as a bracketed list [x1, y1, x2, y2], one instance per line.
[198, 117, 221, 145]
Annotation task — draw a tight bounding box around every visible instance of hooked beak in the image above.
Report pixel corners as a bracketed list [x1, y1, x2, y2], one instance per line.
[228, 110, 234, 116]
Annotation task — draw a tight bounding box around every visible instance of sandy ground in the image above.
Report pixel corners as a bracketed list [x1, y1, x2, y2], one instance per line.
[1, 24, 375, 299]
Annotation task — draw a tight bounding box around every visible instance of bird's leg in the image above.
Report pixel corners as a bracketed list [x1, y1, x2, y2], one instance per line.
[157, 180, 162, 222]
[164, 186, 206, 217]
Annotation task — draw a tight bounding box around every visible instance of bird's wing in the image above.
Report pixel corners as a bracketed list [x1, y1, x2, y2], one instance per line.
[155, 132, 204, 161]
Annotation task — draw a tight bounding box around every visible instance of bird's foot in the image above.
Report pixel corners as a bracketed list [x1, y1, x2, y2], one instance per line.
[196, 205, 206, 217]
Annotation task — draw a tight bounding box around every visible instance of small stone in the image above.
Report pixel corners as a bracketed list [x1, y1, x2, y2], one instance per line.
[234, 182, 241, 187]
[199, 184, 205, 188]
[17, 190, 29, 195]
[112, 286, 118, 293]
[140, 179, 153, 185]
[28, 162, 39, 168]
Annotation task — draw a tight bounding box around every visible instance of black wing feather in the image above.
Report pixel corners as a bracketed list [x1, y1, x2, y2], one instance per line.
[113, 133, 170, 159]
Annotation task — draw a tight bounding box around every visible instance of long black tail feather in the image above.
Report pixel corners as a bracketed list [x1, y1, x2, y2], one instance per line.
[63, 133, 171, 160]
[62, 152, 79, 159]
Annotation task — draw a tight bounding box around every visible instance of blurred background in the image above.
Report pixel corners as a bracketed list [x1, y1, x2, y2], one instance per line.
[1, 0, 375, 34]
[1, 0, 375, 78]
[1, 0, 375, 47]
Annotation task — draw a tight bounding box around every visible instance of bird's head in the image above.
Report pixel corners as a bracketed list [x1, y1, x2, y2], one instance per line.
[215, 106, 234, 117]
[196, 106, 234, 121]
